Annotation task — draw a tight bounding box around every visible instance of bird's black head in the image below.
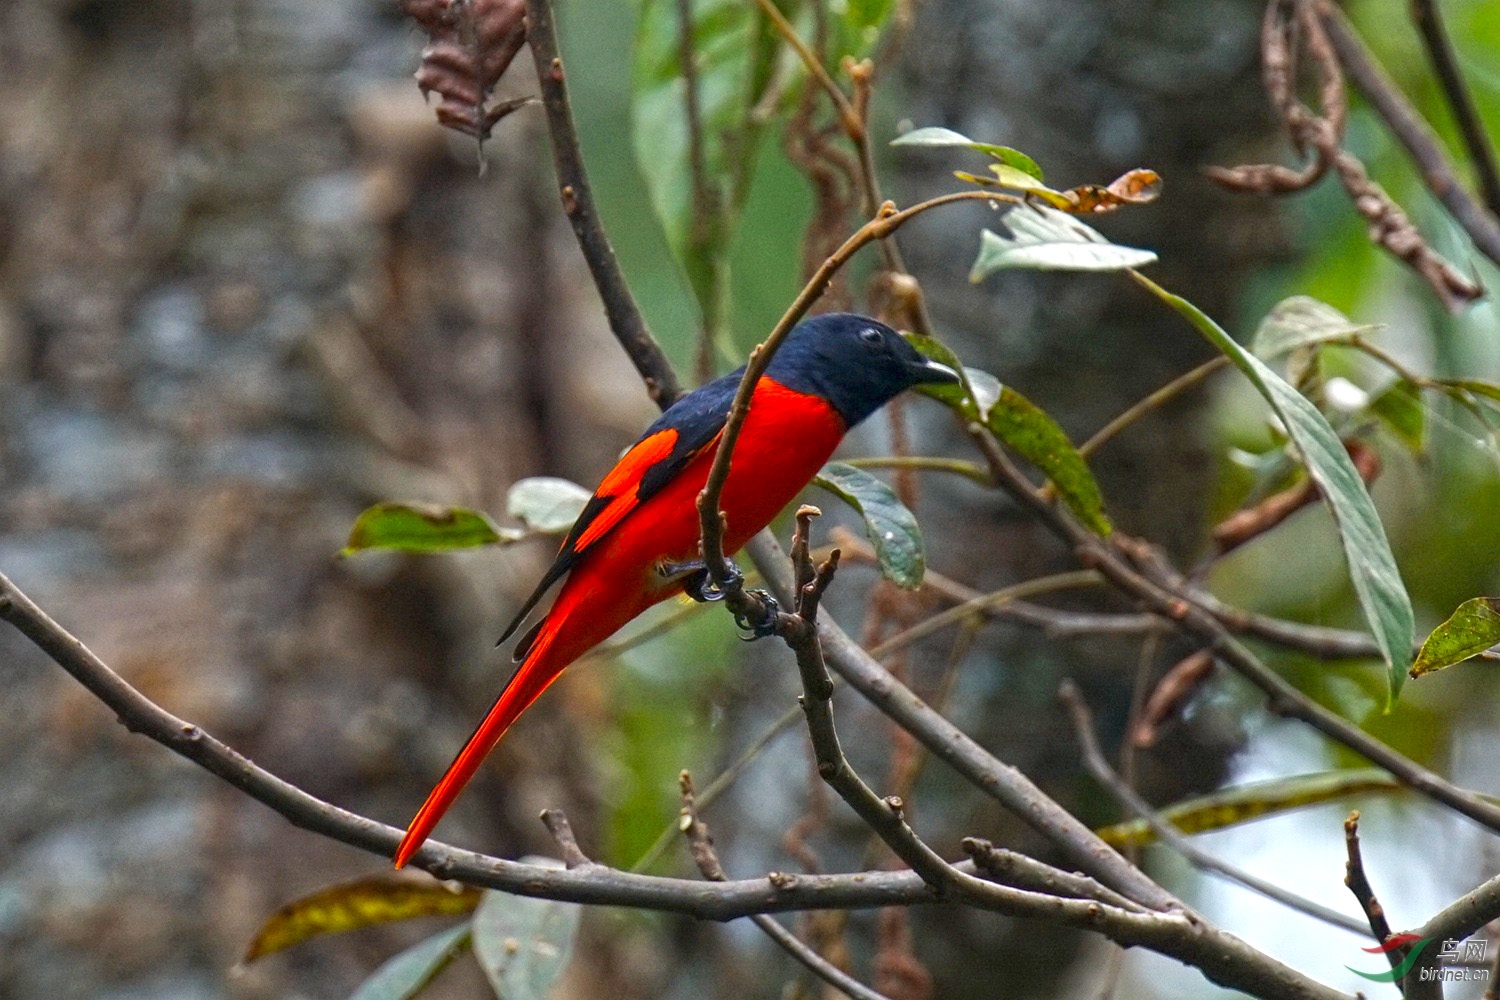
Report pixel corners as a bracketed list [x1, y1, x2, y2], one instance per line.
[764, 313, 960, 427]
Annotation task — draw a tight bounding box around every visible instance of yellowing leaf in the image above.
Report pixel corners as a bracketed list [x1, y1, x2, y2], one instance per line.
[243, 878, 481, 962]
[1095, 769, 1407, 848]
[1052, 169, 1163, 214]
[1412, 597, 1500, 678]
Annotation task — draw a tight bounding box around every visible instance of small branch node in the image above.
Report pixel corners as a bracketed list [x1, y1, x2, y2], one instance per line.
[539, 808, 592, 868]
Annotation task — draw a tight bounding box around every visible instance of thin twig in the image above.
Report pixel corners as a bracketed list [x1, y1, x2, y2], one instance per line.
[539, 809, 593, 868]
[865, 570, 1105, 660]
[1079, 356, 1230, 459]
[1342, 813, 1400, 968]
[1318, 0, 1500, 272]
[1061, 681, 1372, 937]
[523, 0, 683, 408]
[696, 188, 1007, 627]
[1409, 0, 1500, 217]
[679, 772, 895, 1000]
[746, 531, 1179, 912]
[843, 455, 995, 485]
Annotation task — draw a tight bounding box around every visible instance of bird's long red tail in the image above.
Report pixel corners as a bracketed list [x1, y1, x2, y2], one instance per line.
[393, 620, 567, 868]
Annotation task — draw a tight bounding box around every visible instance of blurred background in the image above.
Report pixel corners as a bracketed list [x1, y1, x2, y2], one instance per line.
[2, 0, 1499, 997]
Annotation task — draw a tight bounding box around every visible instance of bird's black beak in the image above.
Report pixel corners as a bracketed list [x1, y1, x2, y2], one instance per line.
[909, 358, 961, 385]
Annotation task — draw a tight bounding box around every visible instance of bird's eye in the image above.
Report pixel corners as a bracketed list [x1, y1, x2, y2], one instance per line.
[859, 327, 883, 345]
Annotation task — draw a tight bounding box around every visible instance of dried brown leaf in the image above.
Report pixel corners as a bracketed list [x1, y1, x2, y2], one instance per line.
[402, 0, 530, 142]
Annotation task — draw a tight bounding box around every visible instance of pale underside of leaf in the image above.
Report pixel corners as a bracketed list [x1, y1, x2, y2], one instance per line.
[971, 205, 1157, 278]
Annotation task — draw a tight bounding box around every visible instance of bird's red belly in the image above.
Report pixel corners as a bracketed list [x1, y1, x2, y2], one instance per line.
[544, 380, 847, 661]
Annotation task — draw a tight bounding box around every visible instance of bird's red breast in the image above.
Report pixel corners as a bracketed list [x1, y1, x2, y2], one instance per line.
[392, 377, 845, 868]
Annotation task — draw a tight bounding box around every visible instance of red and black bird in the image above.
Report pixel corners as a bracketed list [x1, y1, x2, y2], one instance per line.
[394, 313, 958, 867]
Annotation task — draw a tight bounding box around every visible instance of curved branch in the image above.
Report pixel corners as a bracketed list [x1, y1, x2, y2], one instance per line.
[523, 0, 683, 408]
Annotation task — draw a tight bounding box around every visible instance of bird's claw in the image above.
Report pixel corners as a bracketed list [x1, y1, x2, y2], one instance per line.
[682, 561, 744, 604]
[735, 591, 780, 640]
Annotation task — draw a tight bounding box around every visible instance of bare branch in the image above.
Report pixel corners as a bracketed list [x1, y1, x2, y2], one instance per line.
[1062, 681, 1370, 936]
[1319, 0, 1500, 271]
[523, 0, 683, 408]
[679, 772, 895, 1000]
[1342, 813, 1401, 963]
[745, 531, 1179, 912]
[1409, 0, 1500, 217]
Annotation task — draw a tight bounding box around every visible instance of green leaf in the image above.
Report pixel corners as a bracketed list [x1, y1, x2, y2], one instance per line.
[507, 477, 592, 534]
[1412, 597, 1500, 677]
[813, 462, 925, 589]
[1251, 296, 1380, 359]
[471, 865, 582, 1000]
[905, 334, 977, 415]
[1134, 272, 1415, 701]
[348, 923, 472, 1000]
[343, 503, 517, 555]
[245, 878, 481, 962]
[892, 127, 1044, 181]
[907, 335, 1108, 536]
[1369, 379, 1426, 453]
[633, 0, 807, 331]
[989, 385, 1111, 536]
[1094, 770, 1407, 848]
[970, 205, 1157, 277]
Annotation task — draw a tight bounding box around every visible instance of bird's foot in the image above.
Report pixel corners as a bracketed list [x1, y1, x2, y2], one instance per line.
[675, 560, 744, 604]
[734, 590, 781, 640]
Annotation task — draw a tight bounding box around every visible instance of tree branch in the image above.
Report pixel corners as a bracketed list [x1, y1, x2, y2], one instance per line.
[1409, 0, 1500, 217]
[964, 422, 1500, 837]
[1062, 681, 1371, 937]
[1318, 0, 1500, 271]
[679, 771, 895, 1000]
[523, 0, 684, 408]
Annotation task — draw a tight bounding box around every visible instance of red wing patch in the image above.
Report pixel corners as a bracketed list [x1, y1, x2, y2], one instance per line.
[572, 427, 681, 552]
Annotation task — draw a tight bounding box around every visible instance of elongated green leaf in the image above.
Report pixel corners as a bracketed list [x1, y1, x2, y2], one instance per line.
[245, 878, 481, 962]
[1094, 770, 1405, 848]
[1134, 273, 1414, 700]
[1369, 379, 1426, 453]
[892, 127, 1044, 181]
[1252, 296, 1379, 359]
[472, 868, 582, 1000]
[989, 385, 1111, 536]
[814, 462, 925, 589]
[344, 503, 517, 555]
[507, 477, 592, 534]
[1412, 598, 1500, 677]
[971, 205, 1157, 277]
[907, 334, 1108, 536]
[348, 923, 472, 1000]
